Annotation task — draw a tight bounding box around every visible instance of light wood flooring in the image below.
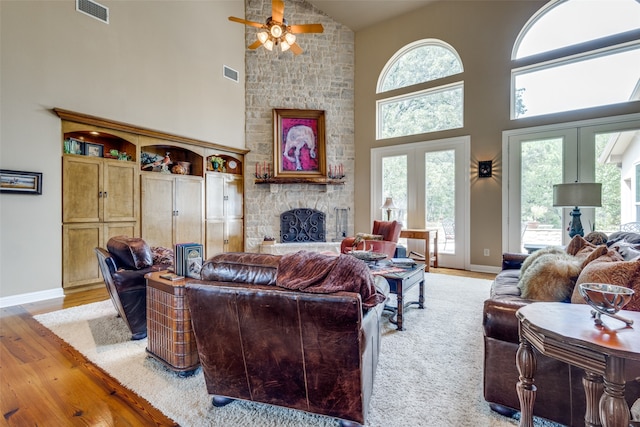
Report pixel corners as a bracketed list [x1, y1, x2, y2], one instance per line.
[1, 268, 494, 426]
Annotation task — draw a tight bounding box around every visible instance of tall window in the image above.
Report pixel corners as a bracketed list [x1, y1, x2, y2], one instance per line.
[377, 39, 464, 139]
[511, 0, 640, 119]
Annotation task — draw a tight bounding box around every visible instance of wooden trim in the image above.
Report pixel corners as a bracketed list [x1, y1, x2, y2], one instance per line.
[53, 108, 250, 155]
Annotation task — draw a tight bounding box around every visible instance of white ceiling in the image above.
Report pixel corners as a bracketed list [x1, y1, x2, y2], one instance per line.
[305, 0, 436, 32]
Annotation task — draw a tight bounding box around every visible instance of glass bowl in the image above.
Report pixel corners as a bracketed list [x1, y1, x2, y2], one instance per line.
[578, 283, 635, 326]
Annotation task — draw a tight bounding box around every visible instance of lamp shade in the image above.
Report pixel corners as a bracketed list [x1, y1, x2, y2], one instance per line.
[380, 197, 397, 210]
[553, 183, 602, 207]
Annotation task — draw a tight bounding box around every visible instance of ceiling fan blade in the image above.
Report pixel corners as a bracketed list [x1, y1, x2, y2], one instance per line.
[228, 16, 264, 29]
[271, 0, 285, 23]
[248, 40, 263, 50]
[289, 23, 324, 34]
[289, 42, 303, 55]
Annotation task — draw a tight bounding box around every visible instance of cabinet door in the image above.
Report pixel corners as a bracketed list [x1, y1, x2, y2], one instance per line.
[62, 223, 103, 289]
[205, 173, 225, 220]
[174, 177, 204, 245]
[103, 161, 138, 222]
[225, 176, 244, 219]
[205, 220, 225, 258]
[63, 156, 102, 223]
[105, 221, 138, 242]
[141, 174, 175, 249]
[226, 219, 244, 252]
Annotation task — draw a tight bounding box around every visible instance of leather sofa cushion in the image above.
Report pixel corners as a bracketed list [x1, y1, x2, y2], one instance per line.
[107, 236, 153, 270]
[200, 252, 280, 285]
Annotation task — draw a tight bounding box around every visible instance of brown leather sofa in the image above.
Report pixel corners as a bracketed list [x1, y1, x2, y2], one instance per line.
[483, 235, 640, 426]
[184, 252, 389, 427]
[95, 236, 169, 340]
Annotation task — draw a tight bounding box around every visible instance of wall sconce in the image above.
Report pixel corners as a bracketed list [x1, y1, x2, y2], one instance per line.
[478, 160, 492, 178]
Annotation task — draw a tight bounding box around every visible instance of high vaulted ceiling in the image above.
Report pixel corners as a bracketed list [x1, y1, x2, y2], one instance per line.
[306, 0, 436, 32]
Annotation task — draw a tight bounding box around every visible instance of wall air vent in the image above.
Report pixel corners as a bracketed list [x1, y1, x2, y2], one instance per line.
[223, 66, 239, 83]
[76, 0, 109, 24]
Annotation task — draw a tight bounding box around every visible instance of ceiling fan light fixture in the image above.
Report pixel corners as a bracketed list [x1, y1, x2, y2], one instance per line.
[280, 40, 291, 52]
[264, 38, 275, 51]
[284, 32, 296, 45]
[270, 24, 283, 38]
[257, 31, 269, 44]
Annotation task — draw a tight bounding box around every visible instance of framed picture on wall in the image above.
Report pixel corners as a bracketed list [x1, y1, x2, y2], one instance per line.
[273, 109, 326, 179]
[0, 170, 43, 195]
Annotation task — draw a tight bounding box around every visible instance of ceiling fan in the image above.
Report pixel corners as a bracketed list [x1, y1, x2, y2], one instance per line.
[228, 0, 323, 55]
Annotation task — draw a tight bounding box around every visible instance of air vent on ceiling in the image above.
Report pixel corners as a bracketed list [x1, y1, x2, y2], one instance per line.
[76, 0, 109, 24]
[223, 66, 239, 83]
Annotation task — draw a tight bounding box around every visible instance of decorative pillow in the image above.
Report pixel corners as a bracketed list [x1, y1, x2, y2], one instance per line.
[351, 233, 384, 248]
[570, 260, 640, 312]
[107, 236, 152, 270]
[610, 241, 640, 261]
[518, 251, 581, 302]
[579, 246, 624, 269]
[520, 246, 565, 278]
[151, 246, 174, 266]
[565, 235, 596, 257]
[584, 231, 608, 245]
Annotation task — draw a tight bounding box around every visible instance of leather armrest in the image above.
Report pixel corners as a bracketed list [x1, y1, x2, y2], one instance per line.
[112, 265, 162, 292]
[483, 298, 529, 343]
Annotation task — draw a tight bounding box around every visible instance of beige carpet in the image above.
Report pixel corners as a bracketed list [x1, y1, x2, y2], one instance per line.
[34, 273, 561, 427]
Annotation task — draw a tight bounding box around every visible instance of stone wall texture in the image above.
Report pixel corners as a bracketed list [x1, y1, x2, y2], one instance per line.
[243, 0, 355, 252]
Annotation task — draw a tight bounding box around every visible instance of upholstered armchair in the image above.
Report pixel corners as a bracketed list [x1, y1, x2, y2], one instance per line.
[95, 236, 170, 340]
[341, 220, 402, 259]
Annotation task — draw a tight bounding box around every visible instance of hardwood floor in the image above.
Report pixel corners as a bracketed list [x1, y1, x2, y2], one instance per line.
[1, 268, 494, 426]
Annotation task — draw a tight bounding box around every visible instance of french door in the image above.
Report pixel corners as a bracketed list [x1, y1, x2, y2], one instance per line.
[503, 114, 640, 253]
[372, 136, 469, 269]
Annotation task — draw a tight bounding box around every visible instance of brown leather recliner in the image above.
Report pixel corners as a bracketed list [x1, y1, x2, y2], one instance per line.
[341, 220, 402, 259]
[185, 252, 389, 427]
[95, 236, 168, 340]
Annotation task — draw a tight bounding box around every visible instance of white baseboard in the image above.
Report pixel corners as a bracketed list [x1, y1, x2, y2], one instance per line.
[468, 264, 501, 274]
[0, 288, 64, 308]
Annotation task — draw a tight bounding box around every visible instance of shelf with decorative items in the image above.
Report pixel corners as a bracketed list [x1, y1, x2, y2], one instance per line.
[140, 144, 204, 177]
[63, 130, 136, 162]
[253, 161, 345, 186]
[207, 154, 242, 176]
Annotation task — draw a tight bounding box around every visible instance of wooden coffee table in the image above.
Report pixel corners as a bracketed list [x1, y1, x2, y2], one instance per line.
[145, 271, 199, 376]
[516, 302, 640, 427]
[377, 264, 426, 331]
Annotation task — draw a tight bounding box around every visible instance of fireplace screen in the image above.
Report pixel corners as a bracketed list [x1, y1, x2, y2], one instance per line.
[280, 209, 326, 243]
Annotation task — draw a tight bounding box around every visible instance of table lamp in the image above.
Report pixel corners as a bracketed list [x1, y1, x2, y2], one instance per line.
[380, 197, 397, 221]
[552, 182, 602, 238]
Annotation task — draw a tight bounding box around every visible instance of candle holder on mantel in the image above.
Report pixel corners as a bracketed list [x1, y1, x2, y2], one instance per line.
[255, 162, 272, 180]
[328, 164, 345, 180]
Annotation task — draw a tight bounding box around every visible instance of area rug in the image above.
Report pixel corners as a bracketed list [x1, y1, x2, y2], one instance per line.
[34, 273, 560, 427]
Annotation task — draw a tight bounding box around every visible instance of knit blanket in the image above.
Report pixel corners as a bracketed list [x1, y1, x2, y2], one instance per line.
[276, 251, 386, 309]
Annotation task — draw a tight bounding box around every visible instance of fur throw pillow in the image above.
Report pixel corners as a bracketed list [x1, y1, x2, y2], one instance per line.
[518, 250, 581, 302]
[520, 246, 565, 278]
[570, 259, 640, 312]
[584, 231, 608, 245]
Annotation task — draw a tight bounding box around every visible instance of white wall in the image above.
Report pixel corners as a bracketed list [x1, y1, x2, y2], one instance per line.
[0, 0, 246, 301]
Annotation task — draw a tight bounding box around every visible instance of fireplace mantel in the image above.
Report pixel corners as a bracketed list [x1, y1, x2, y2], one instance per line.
[255, 177, 345, 193]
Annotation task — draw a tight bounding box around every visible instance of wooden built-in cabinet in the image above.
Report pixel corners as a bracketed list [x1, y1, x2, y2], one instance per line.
[205, 172, 244, 258]
[56, 108, 247, 291]
[141, 173, 204, 249]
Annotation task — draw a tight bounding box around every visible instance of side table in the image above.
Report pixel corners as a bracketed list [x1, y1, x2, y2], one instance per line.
[145, 271, 199, 376]
[377, 264, 426, 331]
[400, 229, 438, 271]
[516, 302, 640, 427]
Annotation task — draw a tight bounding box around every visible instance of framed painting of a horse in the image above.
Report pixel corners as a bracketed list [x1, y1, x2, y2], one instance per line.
[273, 109, 326, 179]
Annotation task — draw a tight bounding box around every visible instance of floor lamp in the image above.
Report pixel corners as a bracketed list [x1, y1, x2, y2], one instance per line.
[553, 182, 602, 238]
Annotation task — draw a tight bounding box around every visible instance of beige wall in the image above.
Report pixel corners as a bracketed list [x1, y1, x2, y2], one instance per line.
[0, 1, 246, 300]
[353, 1, 640, 267]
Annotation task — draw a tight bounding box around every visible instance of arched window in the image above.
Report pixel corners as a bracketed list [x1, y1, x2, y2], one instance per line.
[511, 0, 640, 119]
[377, 39, 464, 139]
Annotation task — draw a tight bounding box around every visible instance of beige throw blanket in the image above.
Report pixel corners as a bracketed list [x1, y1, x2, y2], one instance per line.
[276, 251, 386, 309]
